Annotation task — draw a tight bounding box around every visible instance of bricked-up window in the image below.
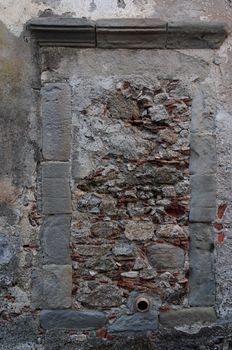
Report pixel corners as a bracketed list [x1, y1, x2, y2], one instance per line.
[71, 75, 191, 310]
[31, 18, 224, 332]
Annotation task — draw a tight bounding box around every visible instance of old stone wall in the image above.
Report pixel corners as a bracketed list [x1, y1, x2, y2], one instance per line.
[1, 1, 232, 350]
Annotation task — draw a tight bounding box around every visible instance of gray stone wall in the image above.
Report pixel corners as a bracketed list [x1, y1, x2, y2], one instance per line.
[1, 1, 232, 349]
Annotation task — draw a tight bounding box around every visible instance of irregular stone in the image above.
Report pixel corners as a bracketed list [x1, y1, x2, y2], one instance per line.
[139, 267, 158, 280]
[40, 215, 71, 265]
[0, 234, 13, 265]
[112, 242, 135, 257]
[121, 271, 139, 278]
[190, 134, 216, 175]
[78, 284, 123, 309]
[8, 286, 30, 314]
[149, 104, 169, 122]
[91, 222, 121, 239]
[108, 312, 158, 332]
[41, 162, 71, 214]
[158, 129, 178, 144]
[42, 83, 71, 160]
[93, 257, 117, 272]
[147, 243, 185, 271]
[77, 193, 102, 214]
[74, 244, 111, 257]
[159, 307, 217, 327]
[0, 234, 17, 287]
[125, 221, 154, 241]
[40, 309, 107, 330]
[162, 186, 176, 198]
[133, 256, 146, 270]
[175, 180, 190, 196]
[157, 224, 188, 239]
[0, 203, 17, 225]
[190, 174, 216, 208]
[107, 93, 140, 120]
[32, 264, 72, 309]
[154, 167, 181, 185]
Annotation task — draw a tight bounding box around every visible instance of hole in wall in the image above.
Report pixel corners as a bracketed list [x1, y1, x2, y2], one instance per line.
[136, 297, 150, 312]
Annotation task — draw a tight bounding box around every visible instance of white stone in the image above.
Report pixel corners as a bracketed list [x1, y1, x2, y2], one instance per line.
[121, 271, 139, 278]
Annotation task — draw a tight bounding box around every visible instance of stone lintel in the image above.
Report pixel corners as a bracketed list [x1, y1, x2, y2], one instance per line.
[96, 19, 167, 49]
[27, 18, 229, 49]
[28, 17, 96, 47]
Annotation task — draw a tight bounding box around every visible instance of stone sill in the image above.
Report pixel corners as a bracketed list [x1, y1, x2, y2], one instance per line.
[27, 17, 229, 49]
[40, 307, 216, 330]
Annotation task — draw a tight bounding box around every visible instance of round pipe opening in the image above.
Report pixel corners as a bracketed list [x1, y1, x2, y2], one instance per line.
[135, 297, 150, 313]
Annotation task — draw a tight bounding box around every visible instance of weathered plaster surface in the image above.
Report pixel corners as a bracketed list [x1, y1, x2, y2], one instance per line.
[0, 0, 232, 36]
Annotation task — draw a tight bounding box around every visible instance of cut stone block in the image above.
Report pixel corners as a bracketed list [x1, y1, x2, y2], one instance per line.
[32, 264, 72, 309]
[42, 83, 71, 161]
[40, 309, 107, 330]
[189, 248, 215, 306]
[190, 134, 216, 175]
[190, 174, 216, 208]
[191, 88, 215, 133]
[188, 223, 215, 306]
[147, 243, 185, 271]
[41, 162, 71, 214]
[189, 207, 215, 223]
[41, 215, 71, 265]
[159, 307, 216, 327]
[189, 223, 214, 251]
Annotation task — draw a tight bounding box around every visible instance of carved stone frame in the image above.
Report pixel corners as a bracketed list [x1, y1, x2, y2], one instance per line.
[28, 18, 227, 329]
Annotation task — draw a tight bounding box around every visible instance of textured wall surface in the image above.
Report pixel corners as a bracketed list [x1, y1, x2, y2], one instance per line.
[1, 1, 232, 349]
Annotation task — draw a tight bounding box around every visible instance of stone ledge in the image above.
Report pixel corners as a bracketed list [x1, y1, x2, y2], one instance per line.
[40, 309, 107, 330]
[27, 18, 229, 49]
[96, 19, 167, 49]
[167, 22, 228, 49]
[159, 307, 217, 328]
[28, 17, 96, 47]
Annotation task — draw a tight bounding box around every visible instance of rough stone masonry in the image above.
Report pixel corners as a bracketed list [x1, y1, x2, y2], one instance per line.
[1, 1, 232, 350]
